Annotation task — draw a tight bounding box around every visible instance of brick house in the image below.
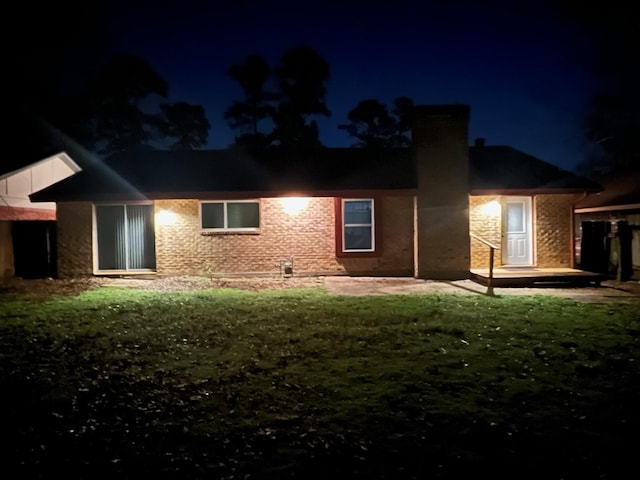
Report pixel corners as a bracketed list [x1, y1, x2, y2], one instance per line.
[30, 105, 600, 280]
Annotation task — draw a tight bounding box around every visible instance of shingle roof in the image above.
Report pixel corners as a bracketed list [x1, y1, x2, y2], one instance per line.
[575, 168, 640, 210]
[30, 145, 600, 202]
[469, 145, 600, 192]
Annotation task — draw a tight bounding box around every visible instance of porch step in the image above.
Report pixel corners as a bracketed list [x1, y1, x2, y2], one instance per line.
[470, 268, 606, 288]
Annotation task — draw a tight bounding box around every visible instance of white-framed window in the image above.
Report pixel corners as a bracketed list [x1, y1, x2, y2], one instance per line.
[200, 200, 260, 232]
[342, 198, 375, 252]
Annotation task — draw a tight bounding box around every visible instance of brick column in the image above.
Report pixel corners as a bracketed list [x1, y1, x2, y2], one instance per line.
[414, 105, 470, 279]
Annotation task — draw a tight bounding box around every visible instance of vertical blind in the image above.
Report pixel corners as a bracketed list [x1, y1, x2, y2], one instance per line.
[96, 204, 156, 271]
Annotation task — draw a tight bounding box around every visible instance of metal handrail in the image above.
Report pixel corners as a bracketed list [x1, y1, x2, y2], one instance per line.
[470, 233, 500, 251]
[470, 233, 500, 296]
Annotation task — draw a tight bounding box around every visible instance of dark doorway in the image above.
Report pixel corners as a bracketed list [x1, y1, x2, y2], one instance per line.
[579, 220, 634, 280]
[12, 221, 57, 278]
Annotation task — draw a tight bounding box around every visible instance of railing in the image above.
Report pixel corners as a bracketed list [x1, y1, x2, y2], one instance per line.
[470, 233, 500, 296]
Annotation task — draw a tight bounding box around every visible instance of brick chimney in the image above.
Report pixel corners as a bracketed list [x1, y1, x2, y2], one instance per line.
[413, 105, 470, 279]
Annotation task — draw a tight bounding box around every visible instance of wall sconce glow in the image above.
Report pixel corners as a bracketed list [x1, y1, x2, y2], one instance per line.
[481, 200, 501, 217]
[156, 209, 177, 226]
[280, 196, 310, 215]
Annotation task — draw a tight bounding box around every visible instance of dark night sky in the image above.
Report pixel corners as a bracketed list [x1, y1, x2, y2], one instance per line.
[27, 0, 607, 171]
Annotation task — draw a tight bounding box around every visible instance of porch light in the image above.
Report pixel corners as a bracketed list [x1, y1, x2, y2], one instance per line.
[481, 200, 501, 217]
[156, 209, 177, 226]
[280, 196, 309, 215]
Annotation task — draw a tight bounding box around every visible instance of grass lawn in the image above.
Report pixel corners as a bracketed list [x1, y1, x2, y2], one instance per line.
[1, 284, 638, 479]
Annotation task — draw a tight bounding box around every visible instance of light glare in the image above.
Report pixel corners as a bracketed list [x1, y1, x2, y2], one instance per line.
[481, 200, 501, 217]
[157, 209, 177, 225]
[280, 197, 310, 215]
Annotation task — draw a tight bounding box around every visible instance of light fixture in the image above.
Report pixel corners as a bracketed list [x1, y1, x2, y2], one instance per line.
[481, 200, 501, 217]
[280, 196, 310, 215]
[156, 209, 177, 226]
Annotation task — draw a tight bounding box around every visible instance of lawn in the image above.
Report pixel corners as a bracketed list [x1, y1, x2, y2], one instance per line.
[1, 284, 638, 479]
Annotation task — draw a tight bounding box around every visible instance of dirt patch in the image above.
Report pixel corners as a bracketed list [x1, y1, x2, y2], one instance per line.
[324, 276, 640, 303]
[105, 275, 325, 292]
[0, 277, 109, 300]
[2, 275, 639, 303]
[0, 275, 323, 299]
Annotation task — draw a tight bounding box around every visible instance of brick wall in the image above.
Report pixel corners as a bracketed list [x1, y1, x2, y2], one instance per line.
[535, 193, 578, 267]
[54, 193, 577, 278]
[469, 195, 502, 268]
[57, 202, 93, 278]
[155, 195, 414, 277]
[337, 195, 414, 276]
[0, 221, 13, 281]
[470, 194, 579, 269]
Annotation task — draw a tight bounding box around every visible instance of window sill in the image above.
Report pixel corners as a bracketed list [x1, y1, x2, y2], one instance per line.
[336, 250, 380, 258]
[201, 230, 260, 236]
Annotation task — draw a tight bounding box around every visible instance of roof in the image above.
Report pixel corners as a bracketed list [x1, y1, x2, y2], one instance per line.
[575, 168, 640, 212]
[30, 145, 600, 202]
[469, 145, 600, 192]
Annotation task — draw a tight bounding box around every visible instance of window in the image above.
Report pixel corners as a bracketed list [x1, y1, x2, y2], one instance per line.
[342, 199, 374, 252]
[201, 200, 260, 232]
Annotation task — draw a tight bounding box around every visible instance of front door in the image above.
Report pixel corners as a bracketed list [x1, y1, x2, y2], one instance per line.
[502, 197, 532, 265]
[95, 204, 156, 272]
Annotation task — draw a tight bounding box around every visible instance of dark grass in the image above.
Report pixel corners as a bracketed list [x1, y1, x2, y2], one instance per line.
[1, 286, 639, 479]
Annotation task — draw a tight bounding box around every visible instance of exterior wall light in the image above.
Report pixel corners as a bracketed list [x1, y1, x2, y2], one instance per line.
[280, 196, 309, 215]
[156, 209, 177, 226]
[481, 199, 501, 218]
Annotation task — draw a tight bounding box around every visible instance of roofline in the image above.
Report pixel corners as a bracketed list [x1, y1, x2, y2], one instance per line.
[36, 188, 418, 203]
[470, 187, 601, 196]
[575, 203, 640, 214]
[35, 186, 606, 203]
[1, 151, 82, 181]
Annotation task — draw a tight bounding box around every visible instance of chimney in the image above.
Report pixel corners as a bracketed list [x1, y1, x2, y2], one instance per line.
[413, 105, 470, 280]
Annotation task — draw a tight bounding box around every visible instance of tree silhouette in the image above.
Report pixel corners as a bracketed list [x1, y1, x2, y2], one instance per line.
[554, 1, 639, 177]
[58, 54, 211, 156]
[225, 46, 331, 150]
[224, 54, 275, 149]
[158, 102, 211, 150]
[339, 97, 414, 148]
[271, 46, 331, 148]
[578, 90, 640, 177]
[81, 54, 169, 155]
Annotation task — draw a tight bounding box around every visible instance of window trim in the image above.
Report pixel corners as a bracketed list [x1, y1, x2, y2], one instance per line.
[335, 197, 381, 257]
[200, 199, 261, 233]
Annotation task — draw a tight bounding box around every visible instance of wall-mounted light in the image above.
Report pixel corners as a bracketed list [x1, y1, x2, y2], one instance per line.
[480, 200, 501, 217]
[156, 209, 177, 226]
[280, 196, 310, 215]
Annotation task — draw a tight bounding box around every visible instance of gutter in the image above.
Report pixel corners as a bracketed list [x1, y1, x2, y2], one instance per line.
[575, 203, 640, 214]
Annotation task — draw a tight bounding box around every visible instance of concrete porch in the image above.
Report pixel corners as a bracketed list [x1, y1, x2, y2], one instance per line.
[470, 267, 606, 287]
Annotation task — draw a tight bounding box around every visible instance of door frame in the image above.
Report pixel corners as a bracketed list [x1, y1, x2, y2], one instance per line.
[501, 196, 533, 266]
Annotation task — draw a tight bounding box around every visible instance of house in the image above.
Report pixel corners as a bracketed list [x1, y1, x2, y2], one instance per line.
[574, 167, 640, 281]
[1, 113, 82, 281]
[30, 105, 601, 281]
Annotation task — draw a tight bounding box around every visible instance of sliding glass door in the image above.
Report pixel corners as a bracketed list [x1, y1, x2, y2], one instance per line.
[95, 204, 156, 272]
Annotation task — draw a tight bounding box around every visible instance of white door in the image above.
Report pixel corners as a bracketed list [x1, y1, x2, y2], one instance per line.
[502, 197, 532, 265]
